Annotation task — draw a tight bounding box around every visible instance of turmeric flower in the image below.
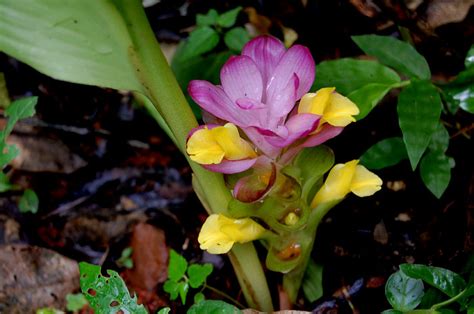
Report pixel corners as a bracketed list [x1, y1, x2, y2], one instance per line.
[198, 214, 266, 254]
[311, 160, 382, 208]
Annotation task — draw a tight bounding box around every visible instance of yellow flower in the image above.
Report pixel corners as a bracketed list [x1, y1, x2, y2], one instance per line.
[311, 160, 382, 208]
[198, 214, 266, 254]
[298, 87, 360, 127]
[186, 123, 257, 165]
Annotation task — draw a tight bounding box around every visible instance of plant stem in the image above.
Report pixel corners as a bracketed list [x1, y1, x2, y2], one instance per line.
[431, 288, 466, 310]
[114, 1, 273, 310]
[204, 284, 246, 309]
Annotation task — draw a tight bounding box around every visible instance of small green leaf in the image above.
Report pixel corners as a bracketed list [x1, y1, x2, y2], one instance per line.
[0, 96, 37, 144]
[157, 307, 171, 314]
[18, 189, 39, 214]
[187, 300, 242, 314]
[216, 6, 242, 28]
[35, 309, 63, 314]
[385, 270, 424, 311]
[428, 123, 450, 153]
[0, 143, 20, 167]
[196, 9, 218, 27]
[302, 259, 324, 303]
[79, 262, 147, 314]
[66, 293, 88, 311]
[397, 80, 442, 169]
[224, 27, 251, 52]
[352, 34, 431, 79]
[178, 281, 190, 304]
[187, 263, 213, 289]
[420, 151, 454, 198]
[292, 145, 335, 203]
[194, 292, 205, 304]
[0, 172, 14, 193]
[313, 59, 401, 95]
[360, 137, 407, 170]
[163, 280, 179, 300]
[117, 247, 134, 269]
[443, 81, 474, 114]
[179, 27, 220, 61]
[400, 264, 466, 298]
[348, 83, 394, 120]
[465, 45, 474, 68]
[168, 249, 188, 282]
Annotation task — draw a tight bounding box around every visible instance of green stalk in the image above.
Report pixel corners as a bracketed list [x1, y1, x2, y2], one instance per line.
[114, 1, 272, 310]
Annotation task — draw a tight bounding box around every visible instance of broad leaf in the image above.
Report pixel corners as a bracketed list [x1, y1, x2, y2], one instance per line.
[400, 264, 466, 298]
[168, 249, 188, 282]
[443, 80, 474, 114]
[348, 83, 394, 120]
[313, 59, 401, 95]
[178, 26, 220, 61]
[352, 34, 431, 80]
[420, 151, 454, 199]
[302, 259, 324, 302]
[187, 263, 213, 288]
[397, 80, 442, 169]
[360, 137, 407, 170]
[187, 300, 241, 314]
[0, 1, 143, 92]
[385, 270, 424, 311]
[79, 262, 147, 314]
[216, 6, 242, 28]
[18, 189, 39, 214]
[224, 27, 251, 52]
[196, 9, 219, 27]
[429, 123, 450, 153]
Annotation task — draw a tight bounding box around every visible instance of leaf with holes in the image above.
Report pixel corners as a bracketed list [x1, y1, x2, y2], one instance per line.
[187, 263, 213, 289]
[352, 35, 431, 79]
[400, 264, 466, 298]
[385, 270, 424, 311]
[313, 59, 401, 95]
[397, 80, 442, 170]
[79, 262, 147, 314]
[360, 137, 407, 170]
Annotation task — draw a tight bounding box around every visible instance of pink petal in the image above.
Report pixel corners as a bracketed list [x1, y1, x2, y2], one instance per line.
[188, 80, 258, 127]
[301, 125, 344, 147]
[221, 55, 263, 103]
[242, 35, 286, 86]
[243, 127, 282, 158]
[202, 158, 258, 174]
[265, 73, 299, 122]
[264, 114, 320, 148]
[236, 97, 266, 110]
[266, 45, 315, 102]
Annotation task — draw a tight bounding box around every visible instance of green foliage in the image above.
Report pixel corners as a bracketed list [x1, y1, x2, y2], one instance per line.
[420, 151, 454, 198]
[79, 262, 147, 314]
[348, 83, 395, 120]
[384, 263, 474, 313]
[352, 34, 431, 80]
[361, 137, 407, 170]
[187, 300, 241, 314]
[163, 249, 214, 305]
[196, 9, 219, 27]
[397, 80, 442, 170]
[216, 7, 242, 28]
[18, 189, 39, 214]
[35, 309, 63, 314]
[0, 73, 10, 107]
[177, 26, 220, 61]
[116, 247, 134, 269]
[302, 259, 324, 303]
[313, 58, 401, 95]
[224, 27, 251, 52]
[385, 270, 424, 311]
[66, 293, 88, 311]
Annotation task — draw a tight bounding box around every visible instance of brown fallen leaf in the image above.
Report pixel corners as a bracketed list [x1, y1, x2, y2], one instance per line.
[123, 223, 168, 291]
[421, 0, 474, 30]
[0, 244, 79, 313]
[7, 134, 87, 173]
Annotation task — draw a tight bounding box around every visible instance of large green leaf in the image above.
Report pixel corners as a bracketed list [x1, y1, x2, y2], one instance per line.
[360, 137, 407, 170]
[313, 59, 401, 95]
[79, 262, 147, 314]
[400, 264, 466, 298]
[397, 80, 442, 169]
[420, 151, 454, 198]
[302, 259, 324, 303]
[348, 83, 395, 120]
[428, 123, 450, 153]
[385, 270, 424, 311]
[0, 0, 143, 92]
[352, 34, 431, 80]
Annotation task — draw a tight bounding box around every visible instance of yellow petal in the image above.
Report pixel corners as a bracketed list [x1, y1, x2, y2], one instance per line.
[198, 214, 266, 254]
[323, 93, 360, 127]
[350, 165, 383, 197]
[298, 87, 335, 115]
[211, 123, 256, 160]
[186, 128, 225, 164]
[311, 160, 358, 207]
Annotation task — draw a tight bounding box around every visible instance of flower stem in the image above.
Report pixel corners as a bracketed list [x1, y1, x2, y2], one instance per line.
[204, 284, 246, 309]
[114, 1, 273, 310]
